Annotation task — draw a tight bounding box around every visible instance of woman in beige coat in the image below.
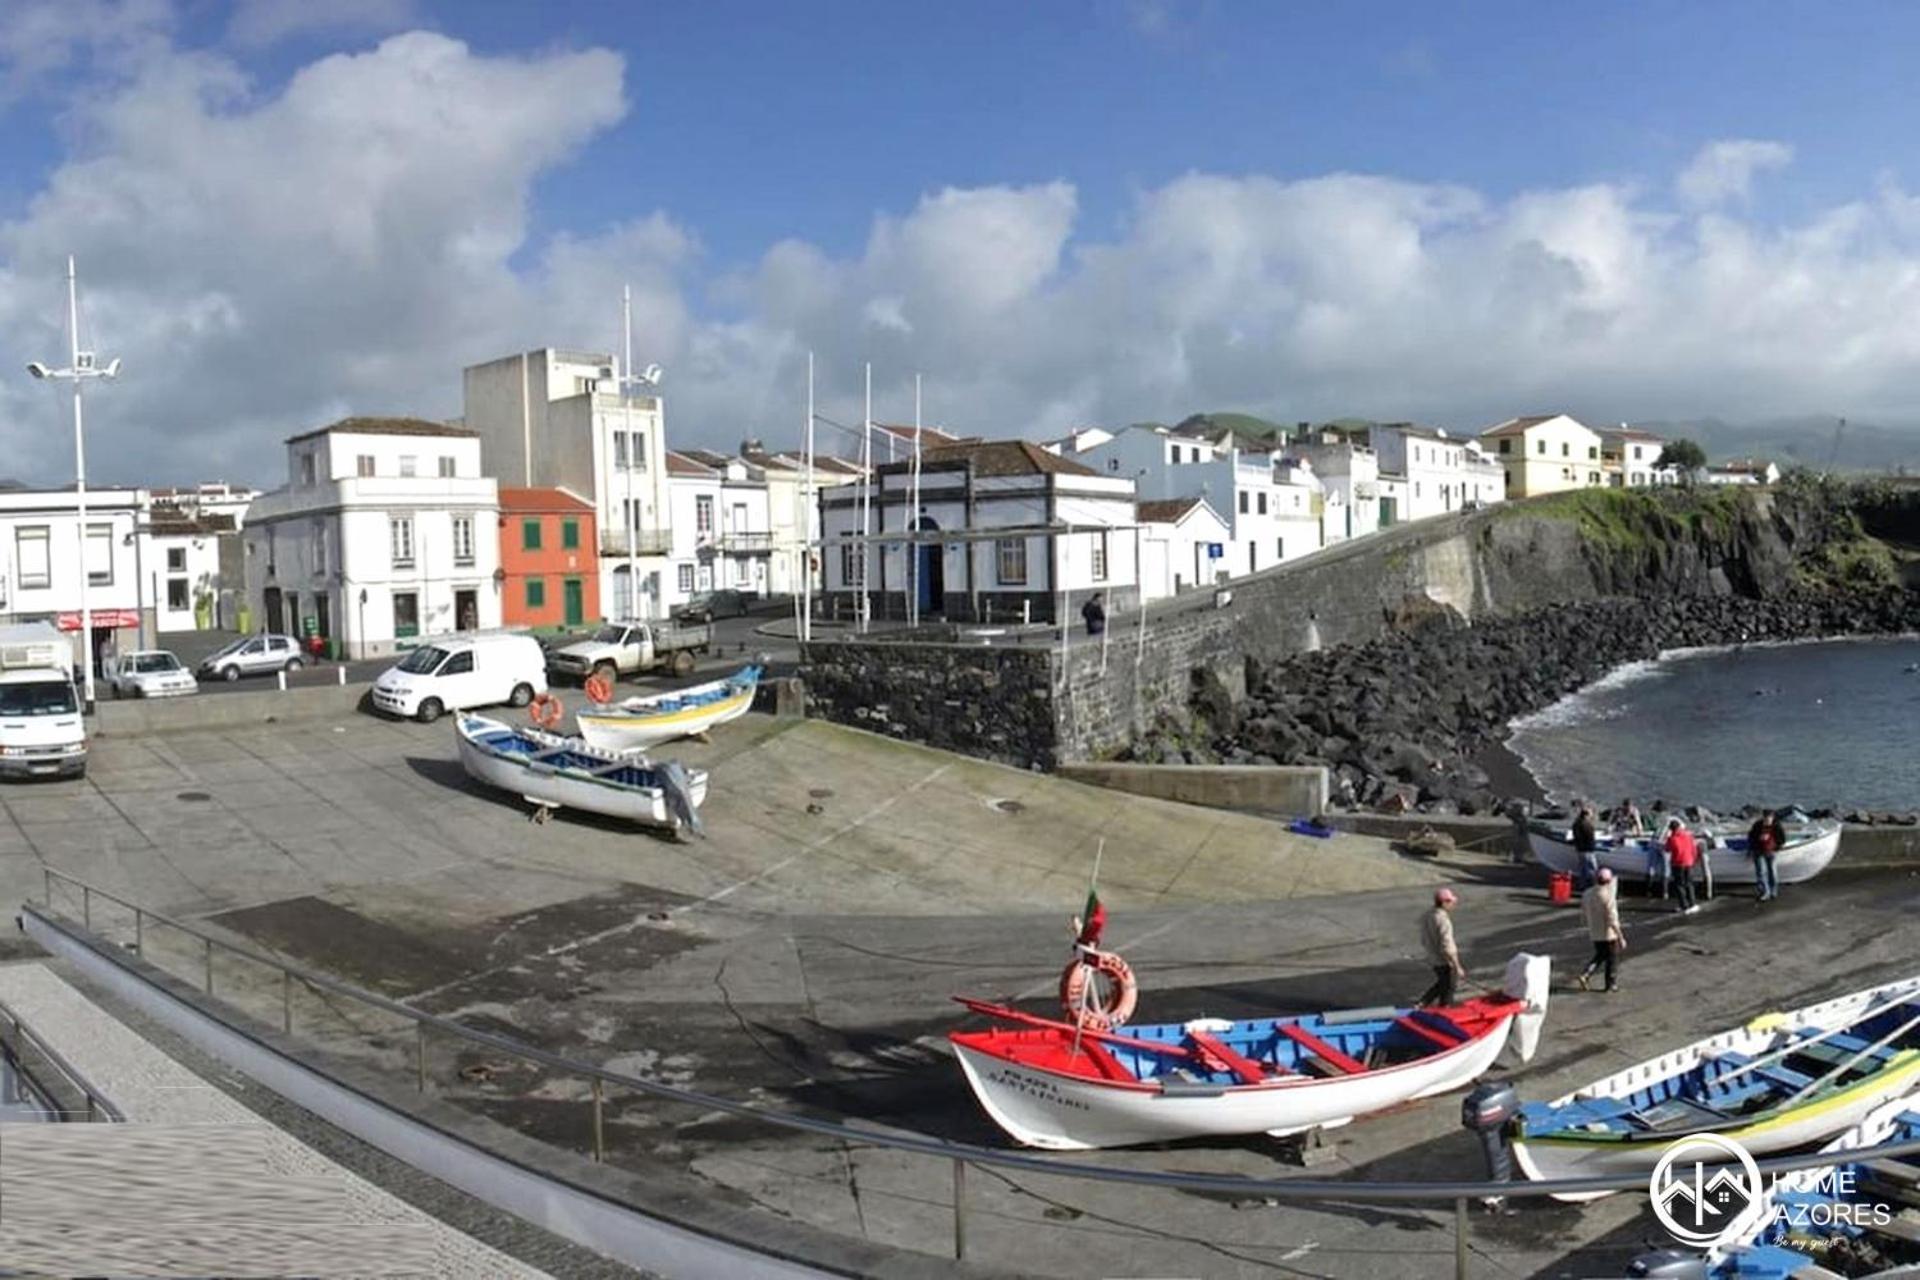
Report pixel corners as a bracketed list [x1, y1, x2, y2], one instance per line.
[1576, 867, 1626, 992]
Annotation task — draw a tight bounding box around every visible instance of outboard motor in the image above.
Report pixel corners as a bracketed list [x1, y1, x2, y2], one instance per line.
[1461, 1079, 1519, 1202]
[657, 760, 705, 839]
[1624, 1249, 1709, 1278]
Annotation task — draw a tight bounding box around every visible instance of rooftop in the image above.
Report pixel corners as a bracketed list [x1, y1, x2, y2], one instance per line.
[286, 416, 475, 445]
[882, 438, 1102, 478]
[666, 450, 718, 478]
[1136, 496, 1207, 524]
[498, 486, 594, 513]
[1479, 414, 1565, 438]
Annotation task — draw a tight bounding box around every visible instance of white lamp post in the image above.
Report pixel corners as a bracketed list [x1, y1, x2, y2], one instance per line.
[27, 255, 120, 709]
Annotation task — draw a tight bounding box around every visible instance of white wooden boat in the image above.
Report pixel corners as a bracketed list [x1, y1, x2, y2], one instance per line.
[574, 665, 760, 752]
[455, 715, 707, 836]
[1700, 1088, 1920, 1277]
[949, 954, 1549, 1151]
[1513, 971, 1920, 1200]
[1528, 818, 1840, 887]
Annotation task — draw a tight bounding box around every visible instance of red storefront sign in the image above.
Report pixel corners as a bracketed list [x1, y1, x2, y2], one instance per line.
[55, 609, 141, 631]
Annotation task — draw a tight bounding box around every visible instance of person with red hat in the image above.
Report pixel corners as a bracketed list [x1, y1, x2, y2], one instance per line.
[1577, 867, 1626, 992]
[1417, 887, 1465, 1006]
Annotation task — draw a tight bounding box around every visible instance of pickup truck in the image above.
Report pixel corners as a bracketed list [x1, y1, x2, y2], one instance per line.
[548, 621, 713, 683]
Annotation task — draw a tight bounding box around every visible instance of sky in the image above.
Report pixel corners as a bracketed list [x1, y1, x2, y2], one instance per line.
[4, 0, 1920, 486]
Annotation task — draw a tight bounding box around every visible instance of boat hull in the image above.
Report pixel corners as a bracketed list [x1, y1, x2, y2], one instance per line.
[1528, 825, 1840, 886]
[952, 1014, 1517, 1151]
[456, 723, 708, 830]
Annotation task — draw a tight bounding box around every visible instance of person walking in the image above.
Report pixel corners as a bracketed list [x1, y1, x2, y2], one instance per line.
[1081, 592, 1107, 638]
[1747, 809, 1786, 903]
[1571, 803, 1600, 891]
[1417, 888, 1465, 1006]
[1665, 818, 1701, 915]
[1577, 868, 1626, 992]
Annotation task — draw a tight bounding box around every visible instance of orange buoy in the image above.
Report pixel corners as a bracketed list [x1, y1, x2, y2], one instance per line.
[584, 672, 614, 705]
[528, 693, 564, 730]
[1059, 948, 1138, 1031]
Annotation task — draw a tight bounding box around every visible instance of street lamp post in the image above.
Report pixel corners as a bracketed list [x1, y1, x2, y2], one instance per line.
[27, 255, 120, 709]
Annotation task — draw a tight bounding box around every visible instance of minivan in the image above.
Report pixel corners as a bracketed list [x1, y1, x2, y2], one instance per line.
[370, 633, 548, 723]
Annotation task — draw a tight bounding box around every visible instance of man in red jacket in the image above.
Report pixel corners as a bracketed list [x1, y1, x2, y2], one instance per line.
[1664, 819, 1700, 915]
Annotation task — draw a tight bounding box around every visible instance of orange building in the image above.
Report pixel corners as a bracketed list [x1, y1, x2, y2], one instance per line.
[498, 488, 599, 629]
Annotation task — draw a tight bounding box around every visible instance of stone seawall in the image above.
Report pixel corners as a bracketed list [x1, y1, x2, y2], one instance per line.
[799, 639, 1057, 766]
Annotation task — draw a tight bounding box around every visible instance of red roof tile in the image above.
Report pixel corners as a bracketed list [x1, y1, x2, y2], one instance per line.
[499, 487, 594, 513]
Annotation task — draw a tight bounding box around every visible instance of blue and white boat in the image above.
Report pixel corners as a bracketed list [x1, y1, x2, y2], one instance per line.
[1698, 1091, 1920, 1277]
[455, 715, 707, 836]
[1513, 972, 1920, 1200]
[575, 665, 760, 752]
[1528, 818, 1841, 888]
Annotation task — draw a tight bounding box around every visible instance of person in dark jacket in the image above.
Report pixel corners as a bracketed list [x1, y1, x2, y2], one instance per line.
[1571, 803, 1600, 890]
[1081, 593, 1107, 637]
[1747, 809, 1787, 903]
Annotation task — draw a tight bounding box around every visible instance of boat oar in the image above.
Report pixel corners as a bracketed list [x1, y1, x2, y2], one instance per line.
[952, 996, 1199, 1060]
[1783, 1008, 1920, 1107]
[1714, 986, 1920, 1086]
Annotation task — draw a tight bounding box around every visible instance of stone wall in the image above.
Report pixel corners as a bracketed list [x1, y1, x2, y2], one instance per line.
[798, 638, 1057, 767]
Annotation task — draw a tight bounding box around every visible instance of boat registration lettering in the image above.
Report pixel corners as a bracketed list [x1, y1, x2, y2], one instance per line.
[984, 1066, 1093, 1112]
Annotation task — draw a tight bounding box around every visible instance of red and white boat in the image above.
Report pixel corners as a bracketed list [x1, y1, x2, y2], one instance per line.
[950, 953, 1550, 1150]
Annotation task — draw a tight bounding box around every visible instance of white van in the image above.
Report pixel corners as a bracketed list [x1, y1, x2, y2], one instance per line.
[370, 633, 548, 723]
[0, 622, 87, 780]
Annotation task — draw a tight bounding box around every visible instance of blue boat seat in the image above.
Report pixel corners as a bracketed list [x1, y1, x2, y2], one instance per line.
[1752, 1062, 1816, 1092]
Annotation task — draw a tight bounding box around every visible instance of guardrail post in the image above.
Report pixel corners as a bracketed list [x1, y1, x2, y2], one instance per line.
[415, 1022, 427, 1092]
[337, 665, 346, 686]
[277, 670, 287, 692]
[953, 1159, 966, 1260]
[1454, 1196, 1469, 1279]
[591, 1078, 605, 1162]
[282, 970, 293, 1034]
[81, 884, 91, 931]
[42, 867, 51, 909]
[203, 937, 213, 995]
[133, 906, 142, 955]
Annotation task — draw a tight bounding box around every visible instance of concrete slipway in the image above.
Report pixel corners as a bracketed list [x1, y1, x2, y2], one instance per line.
[7, 706, 1919, 1277]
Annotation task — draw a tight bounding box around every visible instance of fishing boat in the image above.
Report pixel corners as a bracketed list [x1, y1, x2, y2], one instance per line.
[1695, 1090, 1920, 1278]
[1513, 971, 1920, 1199]
[455, 715, 707, 835]
[949, 953, 1550, 1151]
[574, 665, 760, 752]
[1527, 817, 1841, 887]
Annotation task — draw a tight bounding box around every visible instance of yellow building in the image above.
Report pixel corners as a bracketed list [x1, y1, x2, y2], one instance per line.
[1478, 414, 1606, 497]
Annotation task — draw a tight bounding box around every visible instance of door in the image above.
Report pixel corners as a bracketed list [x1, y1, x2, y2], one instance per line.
[437, 648, 477, 708]
[283, 592, 299, 638]
[393, 591, 419, 639]
[263, 587, 282, 637]
[454, 588, 478, 633]
[563, 579, 584, 628]
[314, 595, 331, 649]
[913, 517, 944, 613]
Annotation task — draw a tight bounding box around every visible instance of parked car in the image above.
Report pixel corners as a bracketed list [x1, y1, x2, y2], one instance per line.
[106, 650, 198, 699]
[548, 620, 712, 682]
[371, 633, 548, 723]
[672, 590, 750, 624]
[198, 634, 304, 682]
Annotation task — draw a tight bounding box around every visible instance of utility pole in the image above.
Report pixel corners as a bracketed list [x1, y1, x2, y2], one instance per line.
[803, 351, 815, 643]
[27, 256, 120, 709]
[861, 362, 872, 634]
[909, 373, 923, 627]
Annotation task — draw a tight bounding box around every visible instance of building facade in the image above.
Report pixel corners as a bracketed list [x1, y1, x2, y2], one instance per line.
[1137, 496, 1232, 601]
[462, 348, 671, 620]
[1599, 427, 1678, 487]
[1479, 414, 1607, 497]
[1706, 459, 1782, 486]
[144, 482, 255, 634]
[498, 488, 598, 630]
[0, 486, 145, 672]
[243, 418, 501, 658]
[819, 440, 1138, 624]
[1369, 424, 1507, 519]
[1287, 432, 1381, 544]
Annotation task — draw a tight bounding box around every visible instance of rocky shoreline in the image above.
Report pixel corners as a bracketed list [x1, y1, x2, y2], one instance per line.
[1127, 587, 1920, 818]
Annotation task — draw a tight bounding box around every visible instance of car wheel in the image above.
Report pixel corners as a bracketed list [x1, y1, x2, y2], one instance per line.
[508, 682, 534, 708]
[222, 665, 240, 682]
[110, 683, 123, 700]
[284, 658, 303, 673]
[417, 698, 444, 724]
[671, 649, 695, 677]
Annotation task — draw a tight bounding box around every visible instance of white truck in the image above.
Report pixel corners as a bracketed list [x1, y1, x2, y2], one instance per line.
[547, 620, 713, 683]
[0, 622, 87, 780]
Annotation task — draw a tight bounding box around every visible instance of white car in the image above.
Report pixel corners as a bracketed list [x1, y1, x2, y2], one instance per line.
[106, 650, 199, 699]
[371, 633, 547, 723]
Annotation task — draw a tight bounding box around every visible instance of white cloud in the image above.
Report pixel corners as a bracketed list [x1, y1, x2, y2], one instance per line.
[1677, 139, 1795, 208]
[227, 0, 420, 48]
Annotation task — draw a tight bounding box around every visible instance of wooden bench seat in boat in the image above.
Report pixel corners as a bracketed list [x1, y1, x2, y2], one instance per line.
[1274, 1022, 1366, 1076]
[1184, 1030, 1281, 1085]
[1394, 1014, 1467, 1052]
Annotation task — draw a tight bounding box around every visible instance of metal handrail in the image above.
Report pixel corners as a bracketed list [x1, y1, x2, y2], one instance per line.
[33, 866, 1920, 1272]
[0, 993, 123, 1122]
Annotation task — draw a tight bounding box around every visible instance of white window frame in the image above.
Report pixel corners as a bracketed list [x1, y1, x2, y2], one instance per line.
[390, 515, 415, 568]
[439, 456, 456, 478]
[838, 541, 856, 586]
[1090, 531, 1108, 583]
[613, 432, 629, 469]
[15, 526, 49, 589]
[313, 520, 328, 574]
[357, 454, 376, 477]
[696, 495, 714, 536]
[996, 537, 1027, 586]
[677, 563, 694, 592]
[451, 515, 475, 567]
[399, 455, 418, 478]
[165, 546, 186, 572]
[300, 452, 316, 486]
[86, 523, 114, 587]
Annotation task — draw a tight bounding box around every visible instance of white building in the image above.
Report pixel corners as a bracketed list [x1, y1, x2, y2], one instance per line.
[1287, 432, 1381, 544]
[738, 442, 863, 599]
[664, 450, 775, 603]
[1706, 458, 1781, 487]
[1601, 427, 1678, 487]
[1137, 496, 1232, 601]
[0, 486, 145, 672]
[243, 418, 501, 658]
[820, 439, 1138, 623]
[1369, 424, 1506, 520]
[144, 482, 256, 634]
[1479, 413, 1607, 497]
[462, 348, 671, 620]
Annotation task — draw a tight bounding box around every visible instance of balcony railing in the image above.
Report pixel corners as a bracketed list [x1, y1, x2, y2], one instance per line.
[715, 530, 774, 552]
[600, 528, 673, 556]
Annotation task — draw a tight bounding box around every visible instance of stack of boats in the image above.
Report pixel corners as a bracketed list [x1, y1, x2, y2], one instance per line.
[455, 665, 760, 838]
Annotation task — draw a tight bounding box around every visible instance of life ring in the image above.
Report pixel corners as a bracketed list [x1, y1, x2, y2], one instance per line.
[584, 672, 614, 705]
[528, 693, 564, 730]
[1059, 948, 1137, 1031]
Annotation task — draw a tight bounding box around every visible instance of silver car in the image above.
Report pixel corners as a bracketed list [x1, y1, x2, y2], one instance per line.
[197, 634, 304, 682]
[106, 650, 198, 698]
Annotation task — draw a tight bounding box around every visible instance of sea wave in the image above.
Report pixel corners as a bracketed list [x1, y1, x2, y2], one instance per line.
[1507, 658, 1668, 733]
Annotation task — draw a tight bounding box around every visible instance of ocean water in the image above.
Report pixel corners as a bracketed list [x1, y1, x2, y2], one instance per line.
[1506, 635, 1920, 812]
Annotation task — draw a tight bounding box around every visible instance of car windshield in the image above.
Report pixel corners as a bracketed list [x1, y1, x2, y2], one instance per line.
[0, 679, 77, 717]
[132, 654, 181, 673]
[206, 638, 247, 660]
[395, 646, 447, 675]
[590, 626, 627, 644]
